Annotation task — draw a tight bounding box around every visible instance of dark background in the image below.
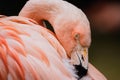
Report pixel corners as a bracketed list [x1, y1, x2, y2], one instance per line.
[0, 0, 120, 80]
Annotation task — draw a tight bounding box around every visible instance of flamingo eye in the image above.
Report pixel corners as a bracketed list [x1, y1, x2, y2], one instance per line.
[74, 33, 80, 40]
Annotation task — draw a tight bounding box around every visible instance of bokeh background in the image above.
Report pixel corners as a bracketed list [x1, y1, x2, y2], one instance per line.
[0, 0, 120, 80]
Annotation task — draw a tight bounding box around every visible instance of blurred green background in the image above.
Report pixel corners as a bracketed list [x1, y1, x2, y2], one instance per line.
[0, 0, 120, 80]
[89, 33, 120, 80]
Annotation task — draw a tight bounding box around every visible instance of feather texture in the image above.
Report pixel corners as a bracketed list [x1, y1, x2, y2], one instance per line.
[0, 16, 76, 80]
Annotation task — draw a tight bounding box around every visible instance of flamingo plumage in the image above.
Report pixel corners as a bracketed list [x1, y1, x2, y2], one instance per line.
[0, 0, 107, 80]
[0, 16, 77, 80]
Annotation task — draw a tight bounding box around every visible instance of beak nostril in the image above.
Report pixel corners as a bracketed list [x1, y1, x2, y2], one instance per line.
[82, 55, 84, 61]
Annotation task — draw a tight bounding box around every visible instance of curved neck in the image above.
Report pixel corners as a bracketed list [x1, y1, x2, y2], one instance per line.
[19, 0, 62, 27]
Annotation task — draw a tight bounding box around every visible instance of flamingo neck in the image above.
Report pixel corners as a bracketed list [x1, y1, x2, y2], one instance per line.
[19, 0, 62, 27]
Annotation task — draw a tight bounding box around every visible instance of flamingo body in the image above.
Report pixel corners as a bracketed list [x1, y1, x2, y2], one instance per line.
[0, 16, 76, 80]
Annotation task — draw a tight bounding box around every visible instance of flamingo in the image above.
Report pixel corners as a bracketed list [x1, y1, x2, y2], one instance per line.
[0, 0, 107, 80]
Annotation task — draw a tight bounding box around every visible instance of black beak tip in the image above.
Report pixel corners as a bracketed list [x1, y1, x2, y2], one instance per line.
[74, 65, 88, 79]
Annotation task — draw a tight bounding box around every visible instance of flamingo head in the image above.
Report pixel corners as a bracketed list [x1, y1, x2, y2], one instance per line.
[19, 0, 91, 78]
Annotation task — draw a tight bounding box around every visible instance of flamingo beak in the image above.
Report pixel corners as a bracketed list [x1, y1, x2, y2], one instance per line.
[71, 45, 88, 78]
[71, 47, 88, 79]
